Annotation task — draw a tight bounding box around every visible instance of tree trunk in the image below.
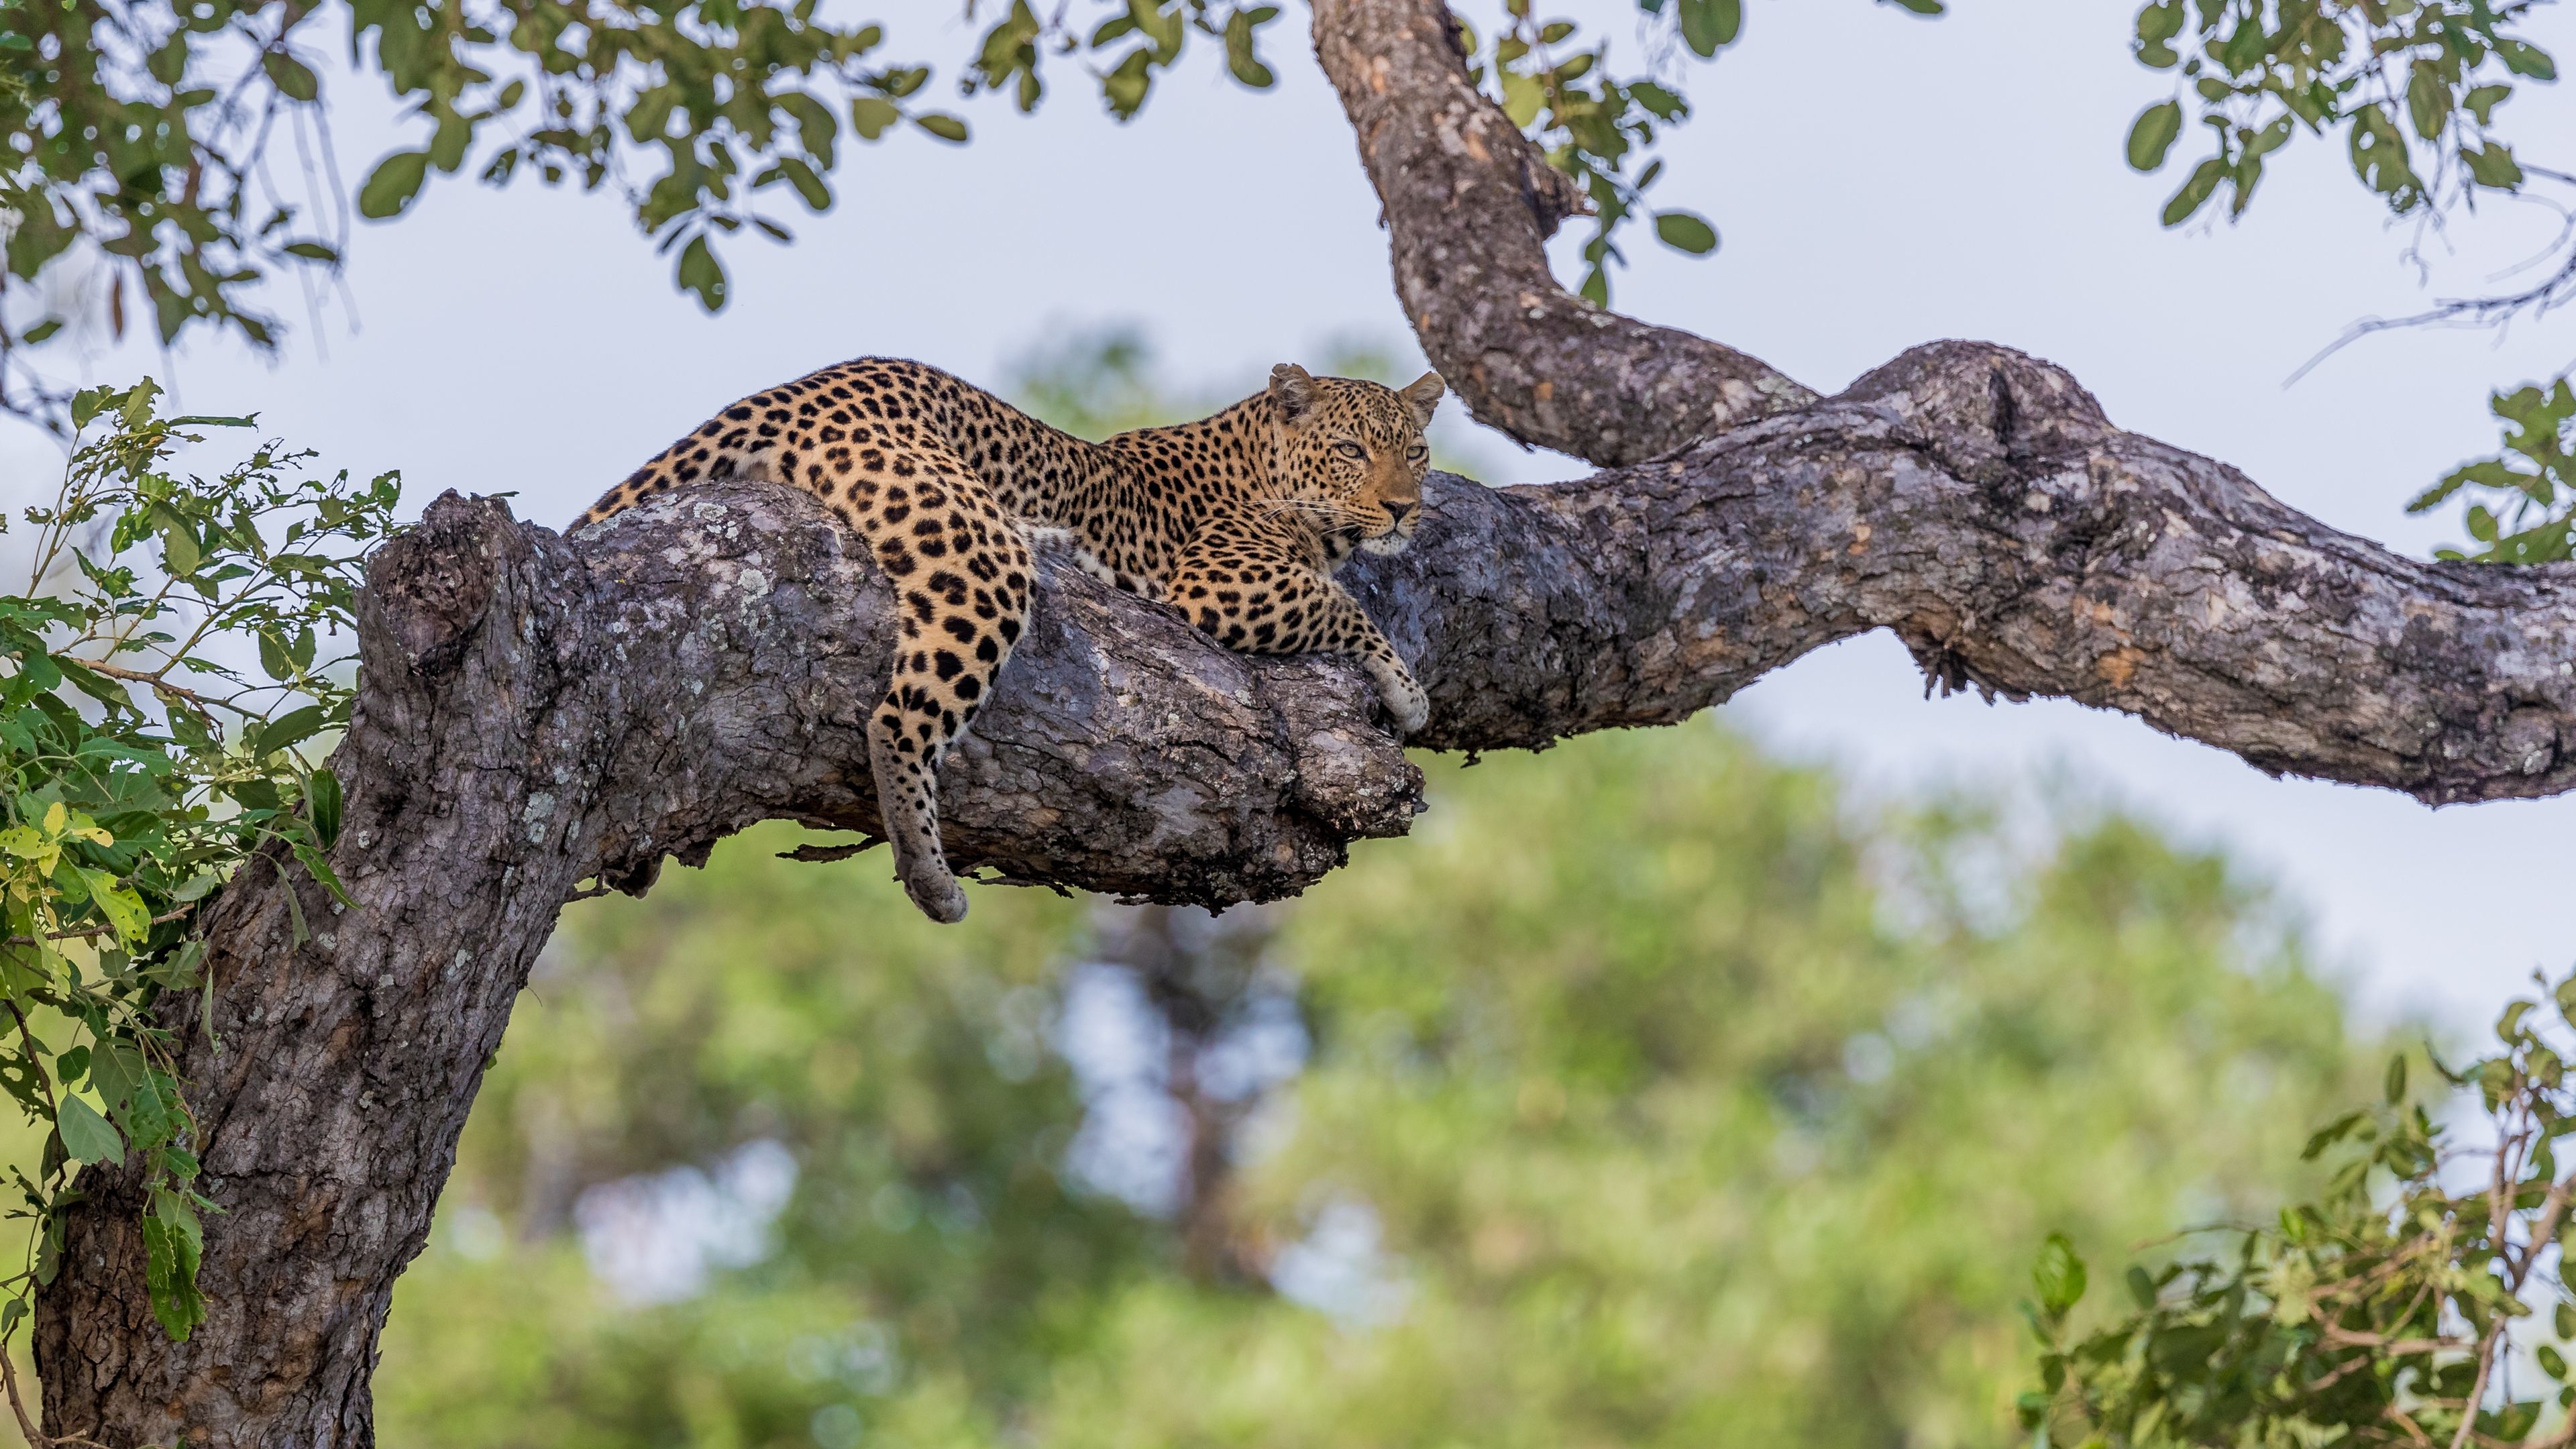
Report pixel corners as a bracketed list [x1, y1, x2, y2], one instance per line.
[29, 0, 2576, 1440]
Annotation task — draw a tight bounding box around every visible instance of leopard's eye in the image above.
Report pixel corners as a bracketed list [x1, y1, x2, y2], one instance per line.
[1407, 443, 1428, 461]
[1334, 441, 1368, 461]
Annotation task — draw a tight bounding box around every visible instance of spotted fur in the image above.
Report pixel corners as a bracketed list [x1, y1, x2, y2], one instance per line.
[576, 358, 1444, 923]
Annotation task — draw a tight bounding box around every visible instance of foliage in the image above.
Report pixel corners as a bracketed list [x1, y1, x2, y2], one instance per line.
[0, 0, 959, 407]
[0, 0, 1956, 424]
[369, 724, 2383, 1448]
[1460, 0, 1719, 305]
[372, 822, 1140, 1446]
[0, 382, 392, 1373]
[2121, 0, 2551, 225]
[0, 0, 1271, 419]
[2027, 967, 2576, 1448]
[2112, 0, 2571, 562]
[0, 0, 2567, 559]
[2407, 378, 2576, 562]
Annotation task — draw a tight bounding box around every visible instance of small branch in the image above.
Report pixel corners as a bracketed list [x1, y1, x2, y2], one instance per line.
[1308, 0, 1815, 465]
[1, 908, 195, 948]
[70, 660, 231, 720]
[2286, 230, 2576, 387]
[2317, 1328, 2466, 1358]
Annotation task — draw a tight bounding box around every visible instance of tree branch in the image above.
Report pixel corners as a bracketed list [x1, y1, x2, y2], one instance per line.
[1310, 0, 1817, 466]
[30, 3, 2576, 1436]
[33, 486, 1423, 1443]
[1309, 0, 2576, 802]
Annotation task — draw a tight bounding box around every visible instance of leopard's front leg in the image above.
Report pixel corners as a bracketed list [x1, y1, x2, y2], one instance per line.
[1169, 537, 1428, 735]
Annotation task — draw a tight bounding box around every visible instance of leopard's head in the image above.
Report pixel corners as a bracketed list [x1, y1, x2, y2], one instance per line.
[1267, 364, 1445, 562]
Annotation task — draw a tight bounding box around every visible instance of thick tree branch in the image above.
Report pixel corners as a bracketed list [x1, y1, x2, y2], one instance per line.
[31, 5, 2576, 1436]
[1311, 0, 1817, 466]
[1307, 0, 2575, 800]
[34, 487, 1422, 1444]
[34, 324, 2576, 1438]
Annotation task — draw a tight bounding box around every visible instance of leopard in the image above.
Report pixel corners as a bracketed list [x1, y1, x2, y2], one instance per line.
[575, 356, 1446, 925]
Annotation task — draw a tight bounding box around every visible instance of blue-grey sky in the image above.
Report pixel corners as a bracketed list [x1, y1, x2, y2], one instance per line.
[7, 1, 2573, 1031]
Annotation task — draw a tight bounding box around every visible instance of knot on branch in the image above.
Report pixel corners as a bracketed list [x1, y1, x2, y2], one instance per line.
[1841, 341, 2113, 486]
[361, 491, 516, 676]
[1518, 146, 1589, 238]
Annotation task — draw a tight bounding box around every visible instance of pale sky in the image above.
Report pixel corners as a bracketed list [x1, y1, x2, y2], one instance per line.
[7, 1, 2574, 1033]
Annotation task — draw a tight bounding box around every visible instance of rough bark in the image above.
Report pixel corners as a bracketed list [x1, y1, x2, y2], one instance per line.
[43, 334, 2576, 1440]
[34, 486, 1421, 1445]
[1311, 0, 1817, 466]
[31, 0, 2576, 1440]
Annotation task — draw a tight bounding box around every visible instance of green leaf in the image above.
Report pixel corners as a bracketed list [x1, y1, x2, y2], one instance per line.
[2405, 60, 2451, 141]
[308, 768, 343, 848]
[1653, 210, 1719, 255]
[2464, 84, 2512, 126]
[2463, 143, 2524, 191]
[262, 51, 319, 103]
[20, 319, 61, 345]
[2161, 157, 2224, 226]
[769, 156, 832, 213]
[82, 871, 148, 942]
[1222, 6, 1275, 89]
[2497, 39, 2557, 82]
[2384, 1051, 2406, 1104]
[356, 150, 432, 221]
[252, 704, 326, 758]
[676, 234, 727, 313]
[849, 97, 900, 142]
[2300, 1109, 2364, 1161]
[141, 1199, 205, 1342]
[282, 241, 341, 264]
[2125, 1264, 2156, 1310]
[257, 630, 294, 682]
[292, 843, 354, 908]
[2500, 998, 2536, 1042]
[2033, 1232, 2087, 1316]
[56, 1095, 124, 1167]
[2127, 100, 2184, 172]
[1881, 0, 1943, 12]
[2346, 105, 2420, 203]
[2134, 0, 2186, 68]
[913, 113, 970, 144]
[777, 91, 838, 170]
[1108, 42, 1164, 117]
[1630, 80, 1686, 121]
[1676, 0, 1741, 56]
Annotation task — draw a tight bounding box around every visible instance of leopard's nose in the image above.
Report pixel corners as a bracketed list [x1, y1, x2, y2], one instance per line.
[1384, 500, 1415, 525]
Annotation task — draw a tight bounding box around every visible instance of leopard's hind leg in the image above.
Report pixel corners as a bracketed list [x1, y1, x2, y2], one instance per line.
[790, 431, 1034, 923]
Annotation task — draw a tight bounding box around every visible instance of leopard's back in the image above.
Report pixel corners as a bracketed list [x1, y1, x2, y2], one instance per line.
[573, 357, 1443, 926]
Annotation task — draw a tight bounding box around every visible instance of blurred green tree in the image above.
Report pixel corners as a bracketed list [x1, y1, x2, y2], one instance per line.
[369, 720, 2378, 1449]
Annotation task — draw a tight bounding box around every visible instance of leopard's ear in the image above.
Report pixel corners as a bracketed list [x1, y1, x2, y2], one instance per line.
[1399, 370, 1446, 428]
[1269, 363, 1319, 424]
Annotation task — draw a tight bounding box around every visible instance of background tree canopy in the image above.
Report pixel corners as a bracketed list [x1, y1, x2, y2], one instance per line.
[367, 674, 2379, 1449]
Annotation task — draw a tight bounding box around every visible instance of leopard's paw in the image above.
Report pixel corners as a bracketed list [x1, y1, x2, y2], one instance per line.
[1370, 663, 1430, 737]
